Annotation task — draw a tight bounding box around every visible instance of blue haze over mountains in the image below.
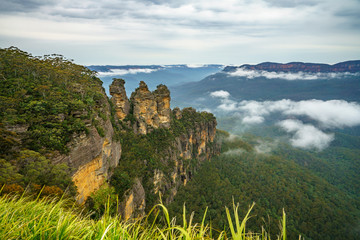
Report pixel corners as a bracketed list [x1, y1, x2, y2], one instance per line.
[89, 60, 360, 151]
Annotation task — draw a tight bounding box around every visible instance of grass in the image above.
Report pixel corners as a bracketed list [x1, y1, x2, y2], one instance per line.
[0, 193, 288, 240]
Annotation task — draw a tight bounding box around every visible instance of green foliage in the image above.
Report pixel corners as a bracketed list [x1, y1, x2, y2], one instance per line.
[0, 47, 113, 195]
[110, 108, 216, 210]
[171, 107, 216, 136]
[109, 127, 174, 210]
[85, 184, 118, 219]
[273, 142, 360, 199]
[110, 169, 133, 197]
[0, 46, 106, 154]
[16, 150, 75, 191]
[0, 159, 22, 184]
[0, 194, 288, 239]
[169, 151, 360, 240]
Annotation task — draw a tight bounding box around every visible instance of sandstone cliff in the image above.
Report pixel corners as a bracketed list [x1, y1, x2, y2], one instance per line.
[109, 80, 219, 219]
[54, 87, 121, 203]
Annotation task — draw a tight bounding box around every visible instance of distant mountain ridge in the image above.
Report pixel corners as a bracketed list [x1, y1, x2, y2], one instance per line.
[88, 64, 223, 73]
[224, 60, 360, 73]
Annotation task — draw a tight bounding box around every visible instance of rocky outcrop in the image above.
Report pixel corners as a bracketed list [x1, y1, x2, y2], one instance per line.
[154, 84, 171, 128]
[110, 78, 130, 120]
[59, 78, 218, 213]
[130, 81, 171, 134]
[107, 79, 219, 216]
[223, 60, 360, 73]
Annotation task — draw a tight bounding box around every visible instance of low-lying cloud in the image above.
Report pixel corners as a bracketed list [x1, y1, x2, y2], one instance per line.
[210, 90, 360, 150]
[278, 119, 334, 150]
[228, 67, 359, 81]
[210, 90, 230, 99]
[97, 68, 159, 77]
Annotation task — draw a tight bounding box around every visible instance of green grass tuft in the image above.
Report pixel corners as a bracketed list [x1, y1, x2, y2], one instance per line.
[0, 194, 289, 239]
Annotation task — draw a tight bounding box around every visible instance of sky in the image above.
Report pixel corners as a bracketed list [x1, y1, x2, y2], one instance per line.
[0, 0, 359, 65]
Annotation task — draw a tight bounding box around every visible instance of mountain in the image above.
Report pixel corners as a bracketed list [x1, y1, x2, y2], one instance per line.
[170, 61, 360, 107]
[87, 64, 223, 95]
[169, 60, 360, 150]
[166, 61, 360, 239]
[224, 60, 360, 73]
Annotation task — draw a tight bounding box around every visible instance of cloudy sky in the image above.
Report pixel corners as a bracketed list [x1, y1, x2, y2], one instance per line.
[0, 0, 359, 65]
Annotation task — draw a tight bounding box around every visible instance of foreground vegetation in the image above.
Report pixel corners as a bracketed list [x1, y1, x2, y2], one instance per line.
[0, 193, 287, 240]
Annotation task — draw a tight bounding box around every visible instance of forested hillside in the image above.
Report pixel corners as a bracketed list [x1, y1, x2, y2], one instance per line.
[0, 47, 109, 195]
[168, 131, 360, 240]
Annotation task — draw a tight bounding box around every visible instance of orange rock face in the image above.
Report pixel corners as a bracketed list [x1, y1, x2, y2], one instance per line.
[130, 81, 171, 134]
[72, 155, 105, 203]
[110, 79, 130, 120]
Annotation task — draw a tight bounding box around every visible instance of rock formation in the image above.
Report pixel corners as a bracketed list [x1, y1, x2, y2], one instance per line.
[58, 79, 218, 214]
[109, 78, 130, 120]
[130, 81, 171, 134]
[153, 84, 171, 128]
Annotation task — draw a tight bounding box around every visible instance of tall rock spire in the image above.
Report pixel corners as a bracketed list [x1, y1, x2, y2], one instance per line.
[109, 78, 130, 120]
[153, 84, 171, 128]
[130, 81, 160, 134]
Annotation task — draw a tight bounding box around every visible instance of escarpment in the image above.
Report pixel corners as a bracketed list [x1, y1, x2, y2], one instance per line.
[109, 80, 220, 220]
[0, 47, 219, 219]
[53, 87, 121, 203]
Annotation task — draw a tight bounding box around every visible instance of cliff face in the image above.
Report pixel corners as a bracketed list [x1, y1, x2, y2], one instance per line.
[110, 80, 219, 219]
[223, 60, 360, 73]
[54, 88, 121, 203]
[153, 107, 218, 204]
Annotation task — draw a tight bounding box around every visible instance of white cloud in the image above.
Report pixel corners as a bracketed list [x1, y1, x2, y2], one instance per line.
[186, 64, 207, 68]
[210, 90, 230, 99]
[213, 95, 360, 130]
[210, 91, 360, 150]
[228, 67, 360, 80]
[242, 115, 265, 124]
[278, 119, 334, 150]
[284, 99, 360, 128]
[97, 68, 159, 76]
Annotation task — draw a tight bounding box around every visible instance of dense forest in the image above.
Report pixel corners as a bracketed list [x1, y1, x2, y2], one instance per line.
[0, 46, 109, 195]
[168, 131, 360, 239]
